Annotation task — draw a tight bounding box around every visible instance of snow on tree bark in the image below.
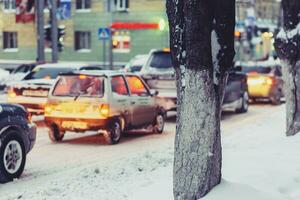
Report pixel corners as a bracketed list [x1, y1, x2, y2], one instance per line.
[274, 0, 300, 136]
[166, 0, 235, 199]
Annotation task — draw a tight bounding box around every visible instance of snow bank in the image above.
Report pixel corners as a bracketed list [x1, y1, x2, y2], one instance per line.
[203, 180, 282, 200]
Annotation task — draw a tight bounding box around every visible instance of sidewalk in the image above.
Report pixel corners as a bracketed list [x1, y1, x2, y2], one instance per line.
[131, 105, 300, 200]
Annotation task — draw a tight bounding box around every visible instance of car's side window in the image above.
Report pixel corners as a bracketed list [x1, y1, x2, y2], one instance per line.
[125, 76, 149, 96]
[111, 76, 129, 96]
[14, 65, 26, 73]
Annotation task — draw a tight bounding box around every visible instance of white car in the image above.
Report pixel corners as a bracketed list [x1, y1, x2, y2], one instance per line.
[7, 63, 103, 115]
[123, 54, 149, 73]
[0, 68, 11, 90]
[0, 63, 36, 91]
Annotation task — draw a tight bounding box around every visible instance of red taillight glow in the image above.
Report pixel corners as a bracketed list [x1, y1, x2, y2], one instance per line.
[100, 104, 110, 118]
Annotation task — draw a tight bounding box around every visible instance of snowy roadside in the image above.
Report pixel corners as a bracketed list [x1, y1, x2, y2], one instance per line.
[1, 147, 174, 200]
[1, 105, 300, 200]
[133, 105, 300, 200]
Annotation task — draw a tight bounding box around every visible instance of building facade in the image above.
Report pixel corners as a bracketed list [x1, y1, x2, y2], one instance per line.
[255, 0, 281, 24]
[0, 0, 168, 64]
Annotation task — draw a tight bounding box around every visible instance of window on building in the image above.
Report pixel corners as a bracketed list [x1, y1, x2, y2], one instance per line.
[113, 0, 129, 11]
[3, 32, 18, 49]
[74, 31, 91, 51]
[76, 0, 91, 10]
[3, 0, 16, 12]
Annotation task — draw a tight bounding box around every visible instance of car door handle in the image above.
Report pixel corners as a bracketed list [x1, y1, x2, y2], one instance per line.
[131, 101, 136, 105]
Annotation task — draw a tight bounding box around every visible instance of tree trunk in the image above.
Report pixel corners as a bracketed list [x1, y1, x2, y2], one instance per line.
[274, 0, 300, 136]
[166, 0, 235, 199]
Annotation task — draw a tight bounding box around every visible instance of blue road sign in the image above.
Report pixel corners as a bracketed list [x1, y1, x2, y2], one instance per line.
[98, 28, 110, 40]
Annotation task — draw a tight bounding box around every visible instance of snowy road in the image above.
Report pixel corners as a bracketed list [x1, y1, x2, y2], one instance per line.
[24, 103, 278, 177]
[0, 101, 289, 200]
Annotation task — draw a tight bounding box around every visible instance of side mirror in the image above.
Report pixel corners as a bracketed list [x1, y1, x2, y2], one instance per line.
[233, 66, 242, 72]
[150, 89, 159, 96]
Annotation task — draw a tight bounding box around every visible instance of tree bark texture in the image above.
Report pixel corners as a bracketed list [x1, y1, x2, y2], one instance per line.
[274, 0, 300, 136]
[166, 0, 235, 199]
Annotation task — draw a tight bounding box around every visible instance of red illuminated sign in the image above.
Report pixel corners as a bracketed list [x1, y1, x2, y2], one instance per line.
[111, 22, 159, 30]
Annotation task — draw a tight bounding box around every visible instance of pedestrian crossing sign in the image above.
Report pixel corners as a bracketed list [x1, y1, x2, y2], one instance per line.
[98, 28, 111, 40]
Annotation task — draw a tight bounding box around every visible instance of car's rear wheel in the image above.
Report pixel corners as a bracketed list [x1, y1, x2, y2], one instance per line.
[270, 90, 281, 105]
[153, 113, 165, 134]
[236, 91, 249, 113]
[48, 124, 64, 142]
[0, 130, 26, 183]
[104, 120, 122, 145]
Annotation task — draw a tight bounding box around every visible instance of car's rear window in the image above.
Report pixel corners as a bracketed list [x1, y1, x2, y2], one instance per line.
[24, 67, 75, 80]
[53, 75, 104, 97]
[242, 66, 272, 74]
[149, 52, 173, 69]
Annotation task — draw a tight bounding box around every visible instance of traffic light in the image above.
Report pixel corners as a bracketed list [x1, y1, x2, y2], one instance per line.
[58, 25, 65, 52]
[44, 25, 51, 42]
[44, 24, 66, 52]
[112, 39, 119, 49]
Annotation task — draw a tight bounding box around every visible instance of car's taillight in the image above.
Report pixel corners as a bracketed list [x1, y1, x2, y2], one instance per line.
[100, 104, 110, 118]
[44, 104, 53, 115]
[265, 77, 275, 86]
[8, 88, 17, 98]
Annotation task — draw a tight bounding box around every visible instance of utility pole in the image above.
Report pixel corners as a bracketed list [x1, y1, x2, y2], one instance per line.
[36, 0, 45, 62]
[50, 0, 58, 63]
[107, 0, 114, 70]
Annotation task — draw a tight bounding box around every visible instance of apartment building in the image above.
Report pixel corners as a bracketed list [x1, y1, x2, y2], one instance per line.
[0, 0, 168, 63]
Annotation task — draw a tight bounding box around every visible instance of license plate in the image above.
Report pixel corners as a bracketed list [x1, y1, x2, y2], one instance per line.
[62, 121, 88, 129]
[22, 90, 48, 97]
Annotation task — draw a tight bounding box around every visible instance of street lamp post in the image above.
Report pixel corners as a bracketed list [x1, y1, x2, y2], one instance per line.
[36, 0, 45, 62]
[50, 0, 58, 63]
[107, 0, 113, 70]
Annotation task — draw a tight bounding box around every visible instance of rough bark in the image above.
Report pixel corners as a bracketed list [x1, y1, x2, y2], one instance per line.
[166, 0, 235, 199]
[274, 0, 300, 136]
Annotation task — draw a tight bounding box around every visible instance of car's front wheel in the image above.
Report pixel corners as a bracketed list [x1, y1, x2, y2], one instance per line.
[0, 130, 26, 183]
[236, 91, 249, 113]
[48, 124, 64, 142]
[104, 120, 122, 145]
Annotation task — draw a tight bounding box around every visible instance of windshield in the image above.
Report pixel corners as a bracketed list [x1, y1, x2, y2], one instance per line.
[53, 75, 105, 97]
[149, 52, 173, 69]
[242, 66, 272, 74]
[23, 67, 75, 80]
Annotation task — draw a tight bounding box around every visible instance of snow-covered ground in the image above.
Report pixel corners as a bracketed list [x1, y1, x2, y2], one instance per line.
[1, 104, 300, 200]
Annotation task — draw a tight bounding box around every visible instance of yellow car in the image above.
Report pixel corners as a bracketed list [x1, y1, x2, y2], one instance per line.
[241, 64, 284, 105]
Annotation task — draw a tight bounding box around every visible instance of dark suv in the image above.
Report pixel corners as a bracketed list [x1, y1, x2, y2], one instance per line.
[0, 104, 36, 183]
[139, 49, 249, 113]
